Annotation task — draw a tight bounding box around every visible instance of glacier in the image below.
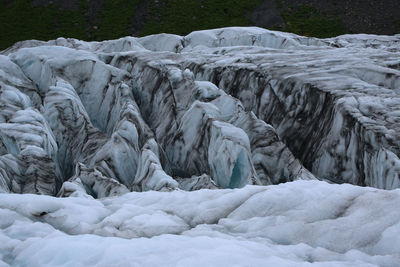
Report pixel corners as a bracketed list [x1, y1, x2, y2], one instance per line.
[0, 26, 399, 265]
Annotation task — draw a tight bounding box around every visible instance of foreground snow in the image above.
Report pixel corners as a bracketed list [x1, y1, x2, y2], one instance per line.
[1, 180, 400, 266]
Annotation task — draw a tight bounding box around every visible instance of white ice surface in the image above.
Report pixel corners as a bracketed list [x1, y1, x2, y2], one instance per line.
[1, 180, 400, 266]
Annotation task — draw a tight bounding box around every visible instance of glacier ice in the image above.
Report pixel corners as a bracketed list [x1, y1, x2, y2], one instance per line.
[0, 26, 399, 194]
[0, 26, 399, 265]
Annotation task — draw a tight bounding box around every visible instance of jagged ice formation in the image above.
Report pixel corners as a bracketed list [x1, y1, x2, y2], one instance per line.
[0, 27, 399, 195]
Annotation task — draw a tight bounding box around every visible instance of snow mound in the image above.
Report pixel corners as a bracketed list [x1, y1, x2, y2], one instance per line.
[1, 181, 400, 266]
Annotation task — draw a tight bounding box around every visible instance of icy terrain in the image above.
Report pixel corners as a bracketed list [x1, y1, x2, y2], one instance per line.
[0, 27, 400, 265]
[2, 181, 400, 266]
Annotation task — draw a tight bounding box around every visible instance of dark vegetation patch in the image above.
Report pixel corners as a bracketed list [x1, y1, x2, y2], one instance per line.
[0, 0, 88, 49]
[0, 0, 399, 50]
[278, 4, 345, 38]
[141, 0, 262, 36]
[92, 0, 140, 41]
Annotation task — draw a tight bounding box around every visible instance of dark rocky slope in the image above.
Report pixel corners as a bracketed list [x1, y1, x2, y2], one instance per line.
[1, 0, 399, 50]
